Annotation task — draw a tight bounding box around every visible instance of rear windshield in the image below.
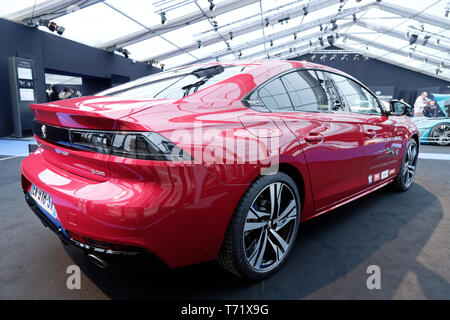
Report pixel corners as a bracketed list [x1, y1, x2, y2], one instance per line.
[97, 65, 246, 100]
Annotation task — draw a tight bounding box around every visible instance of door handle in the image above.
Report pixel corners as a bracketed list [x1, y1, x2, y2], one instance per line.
[304, 133, 324, 143]
[365, 130, 376, 139]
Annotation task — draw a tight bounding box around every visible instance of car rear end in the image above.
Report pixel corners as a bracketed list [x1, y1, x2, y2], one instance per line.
[21, 96, 244, 268]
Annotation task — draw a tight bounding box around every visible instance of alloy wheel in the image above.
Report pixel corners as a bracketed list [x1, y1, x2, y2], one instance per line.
[432, 124, 450, 146]
[402, 142, 418, 188]
[243, 182, 298, 272]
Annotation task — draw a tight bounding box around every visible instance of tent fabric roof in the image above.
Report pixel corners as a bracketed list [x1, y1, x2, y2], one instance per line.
[1, 0, 449, 80]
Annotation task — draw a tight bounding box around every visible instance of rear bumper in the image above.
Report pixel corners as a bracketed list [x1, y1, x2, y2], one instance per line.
[24, 193, 145, 255]
[21, 150, 247, 268]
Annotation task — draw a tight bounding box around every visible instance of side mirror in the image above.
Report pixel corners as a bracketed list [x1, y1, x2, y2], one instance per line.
[389, 100, 411, 116]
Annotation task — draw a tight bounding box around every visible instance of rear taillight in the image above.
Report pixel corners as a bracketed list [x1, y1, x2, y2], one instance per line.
[34, 121, 192, 161]
[69, 130, 114, 154]
[70, 130, 192, 161]
[110, 132, 192, 161]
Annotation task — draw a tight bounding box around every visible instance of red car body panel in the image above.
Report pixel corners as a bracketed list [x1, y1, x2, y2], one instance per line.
[21, 60, 419, 268]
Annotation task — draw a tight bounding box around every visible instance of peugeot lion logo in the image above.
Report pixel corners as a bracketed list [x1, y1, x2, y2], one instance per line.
[41, 125, 47, 139]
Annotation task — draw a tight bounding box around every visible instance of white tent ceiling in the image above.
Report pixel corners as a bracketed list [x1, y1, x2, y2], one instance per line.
[1, 0, 449, 80]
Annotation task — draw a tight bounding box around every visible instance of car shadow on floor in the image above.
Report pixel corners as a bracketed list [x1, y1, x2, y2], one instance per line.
[64, 182, 446, 299]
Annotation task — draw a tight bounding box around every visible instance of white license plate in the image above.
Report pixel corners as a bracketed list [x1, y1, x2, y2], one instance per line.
[30, 185, 58, 220]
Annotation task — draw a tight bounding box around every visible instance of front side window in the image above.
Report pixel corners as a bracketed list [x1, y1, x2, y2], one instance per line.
[327, 73, 381, 115]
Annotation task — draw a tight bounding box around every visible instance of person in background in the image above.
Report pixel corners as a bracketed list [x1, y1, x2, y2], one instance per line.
[58, 87, 74, 100]
[414, 91, 427, 117]
[427, 100, 437, 117]
[47, 85, 59, 102]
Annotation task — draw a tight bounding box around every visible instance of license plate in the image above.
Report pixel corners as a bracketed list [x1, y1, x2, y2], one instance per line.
[30, 185, 58, 220]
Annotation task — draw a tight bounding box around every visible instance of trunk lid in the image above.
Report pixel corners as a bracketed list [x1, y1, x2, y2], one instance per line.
[31, 96, 172, 181]
[31, 96, 170, 129]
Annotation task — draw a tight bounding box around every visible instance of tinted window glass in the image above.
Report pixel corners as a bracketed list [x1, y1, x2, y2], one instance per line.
[257, 78, 293, 111]
[97, 65, 245, 100]
[308, 70, 346, 112]
[281, 71, 329, 112]
[328, 73, 381, 114]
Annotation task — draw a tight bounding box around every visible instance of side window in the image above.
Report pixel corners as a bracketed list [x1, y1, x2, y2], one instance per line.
[280, 71, 329, 112]
[328, 73, 381, 115]
[256, 78, 293, 112]
[307, 70, 344, 112]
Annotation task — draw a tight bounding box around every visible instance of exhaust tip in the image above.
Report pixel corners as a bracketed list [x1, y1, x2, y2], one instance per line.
[87, 253, 109, 269]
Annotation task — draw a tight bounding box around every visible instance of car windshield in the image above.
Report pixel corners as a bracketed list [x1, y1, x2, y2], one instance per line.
[97, 65, 246, 100]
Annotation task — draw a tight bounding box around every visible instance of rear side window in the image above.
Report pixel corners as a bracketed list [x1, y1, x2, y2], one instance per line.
[257, 78, 293, 112]
[97, 65, 245, 100]
[281, 71, 329, 112]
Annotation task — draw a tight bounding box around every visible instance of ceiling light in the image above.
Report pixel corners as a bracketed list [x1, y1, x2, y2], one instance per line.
[309, 40, 313, 47]
[118, 48, 130, 59]
[270, 40, 274, 47]
[197, 40, 202, 48]
[294, 33, 297, 40]
[229, 32, 233, 40]
[341, 54, 348, 60]
[39, 19, 65, 35]
[319, 37, 324, 47]
[208, 0, 216, 11]
[319, 24, 323, 31]
[320, 55, 326, 61]
[353, 54, 360, 61]
[331, 19, 338, 31]
[409, 33, 418, 45]
[303, 7, 308, 16]
[330, 55, 337, 61]
[422, 34, 431, 46]
[278, 17, 290, 25]
[265, 18, 270, 27]
[327, 35, 334, 46]
[160, 12, 167, 25]
[353, 14, 357, 22]
[311, 54, 316, 60]
[436, 39, 440, 45]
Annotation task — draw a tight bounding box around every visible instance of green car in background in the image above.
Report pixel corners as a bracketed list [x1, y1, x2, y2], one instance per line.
[412, 94, 450, 146]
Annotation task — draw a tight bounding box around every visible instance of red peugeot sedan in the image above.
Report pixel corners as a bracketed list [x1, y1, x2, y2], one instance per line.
[21, 60, 419, 279]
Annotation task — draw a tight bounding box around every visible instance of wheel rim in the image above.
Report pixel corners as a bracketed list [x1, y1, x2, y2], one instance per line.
[403, 142, 417, 188]
[432, 124, 450, 145]
[243, 182, 297, 272]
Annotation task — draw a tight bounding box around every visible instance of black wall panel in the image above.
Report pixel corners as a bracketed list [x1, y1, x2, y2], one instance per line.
[0, 18, 159, 137]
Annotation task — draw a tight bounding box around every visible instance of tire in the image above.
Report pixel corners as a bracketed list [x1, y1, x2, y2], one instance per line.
[391, 138, 418, 192]
[218, 172, 301, 280]
[429, 123, 450, 146]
